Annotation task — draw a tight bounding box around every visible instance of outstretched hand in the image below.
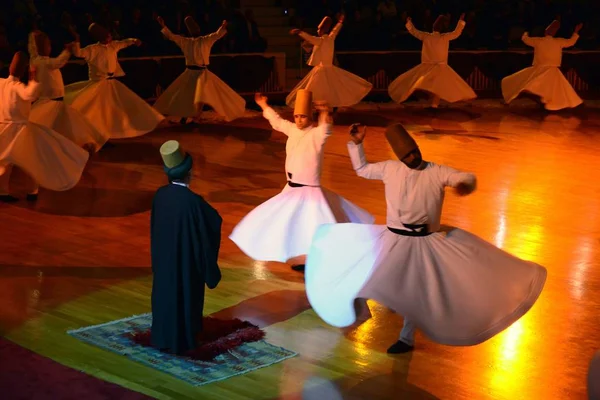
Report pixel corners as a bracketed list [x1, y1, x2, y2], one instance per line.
[349, 123, 366, 144]
[255, 92, 268, 109]
[455, 181, 476, 196]
[459, 13, 465, 21]
[574, 23, 583, 33]
[156, 16, 165, 28]
[290, 28, 301, 35]
[314, 101, 332, 124]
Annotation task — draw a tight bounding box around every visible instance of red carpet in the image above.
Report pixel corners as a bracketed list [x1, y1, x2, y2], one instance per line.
[127, 317, 265, 361]
[0, 336, 151, 400]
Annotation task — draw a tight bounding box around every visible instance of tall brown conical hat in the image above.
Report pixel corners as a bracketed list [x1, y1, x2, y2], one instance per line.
[545, 20, 560, 36]
[433, 15, 449, 32]
[318, 16, 333, 32]
[385, 123, 418, 160]
[294, 89, 313, 117]
[184, 16, 201, 37]
[9, 51, 29, 79]
[88, 23, 110, 42]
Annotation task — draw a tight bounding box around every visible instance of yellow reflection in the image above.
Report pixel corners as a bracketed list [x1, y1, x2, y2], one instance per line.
[350, 302, 377, 360]
[571, 237, 593, 300]
[497, 320, 524, 363]
[251, 260, 270, 280]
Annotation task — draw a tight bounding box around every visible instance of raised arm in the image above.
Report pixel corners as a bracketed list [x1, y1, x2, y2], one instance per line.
[204, 20, 228, 44]
[313, 101, 333, 143]
[255, 93, 295, 135]
[292, 29, 322, 46]
[28, 32, 71, 69]
[112, 38, 141, 52]
[557, 23, 583, 48]
[329, 15, 344, 39]
[437, 164, 477, 195]
[521, 32, 540, 47]
[71, 41, 93, 60]
[442, 14, 466, 40]
[347, 125, 388, 180]
[405, 17, 428, 41]
[157, 16, 188, 48]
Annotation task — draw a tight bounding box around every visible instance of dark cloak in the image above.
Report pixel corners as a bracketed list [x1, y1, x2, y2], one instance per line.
[149, 183, 222, 354]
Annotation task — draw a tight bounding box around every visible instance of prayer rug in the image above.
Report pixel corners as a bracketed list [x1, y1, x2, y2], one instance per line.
[67, 313, 297, 386]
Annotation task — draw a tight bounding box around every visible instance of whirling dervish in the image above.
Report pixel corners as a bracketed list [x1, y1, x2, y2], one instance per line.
[64, 22, 164, 139]
[230, 90, 374, 272]
[0, 52, 89, 202]
[388, 14, 476, 108]
[27, 30, 108, 152]
[287, 15, 372, 110]
[153, 16, 246, 123]
[501, 20, 583, 111]
[305, 123, 547, 353]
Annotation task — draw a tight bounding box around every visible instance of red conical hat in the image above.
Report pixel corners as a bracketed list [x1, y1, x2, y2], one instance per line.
[318, 16, 332, 32]
[385, 123, 418, 160]
[184, 16, 201, 36]
[433, 15, 449, 32]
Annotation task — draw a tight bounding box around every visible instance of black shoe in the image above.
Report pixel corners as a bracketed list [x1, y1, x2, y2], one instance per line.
[291, 264, 305, 272]
[0, 194, 18, 203]
[26, 193, 38, 201]
[386, 340, 414, 354]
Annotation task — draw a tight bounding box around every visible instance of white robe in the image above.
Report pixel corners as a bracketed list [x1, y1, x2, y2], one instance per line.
[0, 77, 89, 191]
[286, 22, 372, 108]
[153, 26, 246, 121]
[27, 33, 108, 152]
[64, 39, 164, 139]
[388, 21, 477, 104]
[501, 33, 582, 111]
[304, 142, 547, 346]
[229, 107, 373, 263]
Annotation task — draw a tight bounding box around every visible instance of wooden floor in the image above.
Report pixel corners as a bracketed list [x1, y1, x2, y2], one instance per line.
[1, 99, 600, 400]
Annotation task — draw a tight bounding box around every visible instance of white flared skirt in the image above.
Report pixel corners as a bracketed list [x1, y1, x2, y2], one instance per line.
[64, 79, 164, 139]
[388, 63, 477, 104]
[154, 69, 246, 122]
[305, 223, 547, 346]
[501, 66, 583, 111]
[29, 99, 108, 152]
[229, 185, 375, 263]
[286, 64, 373, 108]
[0, 121, 89, 191]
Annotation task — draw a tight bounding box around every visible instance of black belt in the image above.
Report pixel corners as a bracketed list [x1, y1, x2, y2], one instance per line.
[288, 181, 306, 188]
[186, 65, 206, 70]
[388, 224, 432, 237]
[52, 97, 63, 101]
[107, 73, 115, 80]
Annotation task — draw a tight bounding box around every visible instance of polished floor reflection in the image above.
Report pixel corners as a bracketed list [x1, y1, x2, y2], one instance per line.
[1, 100, 599, 399]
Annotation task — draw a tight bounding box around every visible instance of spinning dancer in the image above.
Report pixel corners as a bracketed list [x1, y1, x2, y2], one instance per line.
[65, 23, 164, 139]
[27, 30, 107, 152]
[305, 123, 547, 353]
[153, 16, 246, 123]
[150, 140, 223, 355]
[230, 90, 374, 271]
[501, 20, 583, 111]
[0, 52, 89, 202]
[287, 15, 372, 110]
[388, 14, 476, 108]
